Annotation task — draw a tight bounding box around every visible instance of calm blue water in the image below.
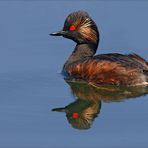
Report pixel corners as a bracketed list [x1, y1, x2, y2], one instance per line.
[0, 1, 148, 148]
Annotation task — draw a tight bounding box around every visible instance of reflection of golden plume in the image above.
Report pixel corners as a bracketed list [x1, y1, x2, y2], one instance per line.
[52, 80, 148, 130]
[79, 103, 99, 128]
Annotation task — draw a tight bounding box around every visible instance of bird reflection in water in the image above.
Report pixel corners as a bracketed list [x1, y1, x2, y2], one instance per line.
[52, 80, 148, 130]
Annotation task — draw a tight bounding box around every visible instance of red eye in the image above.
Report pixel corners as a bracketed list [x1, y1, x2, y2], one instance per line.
[69, 25, 76, 31]
[72, 112, 79, 119]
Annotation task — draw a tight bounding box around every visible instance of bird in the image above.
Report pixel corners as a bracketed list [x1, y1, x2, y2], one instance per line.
[50, 10, 148, 86]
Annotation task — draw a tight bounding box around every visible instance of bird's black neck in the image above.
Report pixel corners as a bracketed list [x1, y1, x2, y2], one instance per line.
[63, 43, 97, 70]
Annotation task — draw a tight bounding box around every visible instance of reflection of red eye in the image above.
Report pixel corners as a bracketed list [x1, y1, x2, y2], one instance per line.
[72, 112, 79, 119]
[69, 25, 76, 31]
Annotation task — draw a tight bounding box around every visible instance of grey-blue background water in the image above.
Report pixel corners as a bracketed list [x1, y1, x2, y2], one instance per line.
[0, 1, 148, 148]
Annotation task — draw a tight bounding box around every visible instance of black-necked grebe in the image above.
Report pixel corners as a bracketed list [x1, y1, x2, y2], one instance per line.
[50, 11, 148, 86]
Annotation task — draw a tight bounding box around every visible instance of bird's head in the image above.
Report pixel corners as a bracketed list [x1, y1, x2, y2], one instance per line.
[50, 11, 99, 47]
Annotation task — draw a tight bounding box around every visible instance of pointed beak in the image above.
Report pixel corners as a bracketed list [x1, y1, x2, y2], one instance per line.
[50, 30, 66, 36]
[52, 107, 67, 112]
